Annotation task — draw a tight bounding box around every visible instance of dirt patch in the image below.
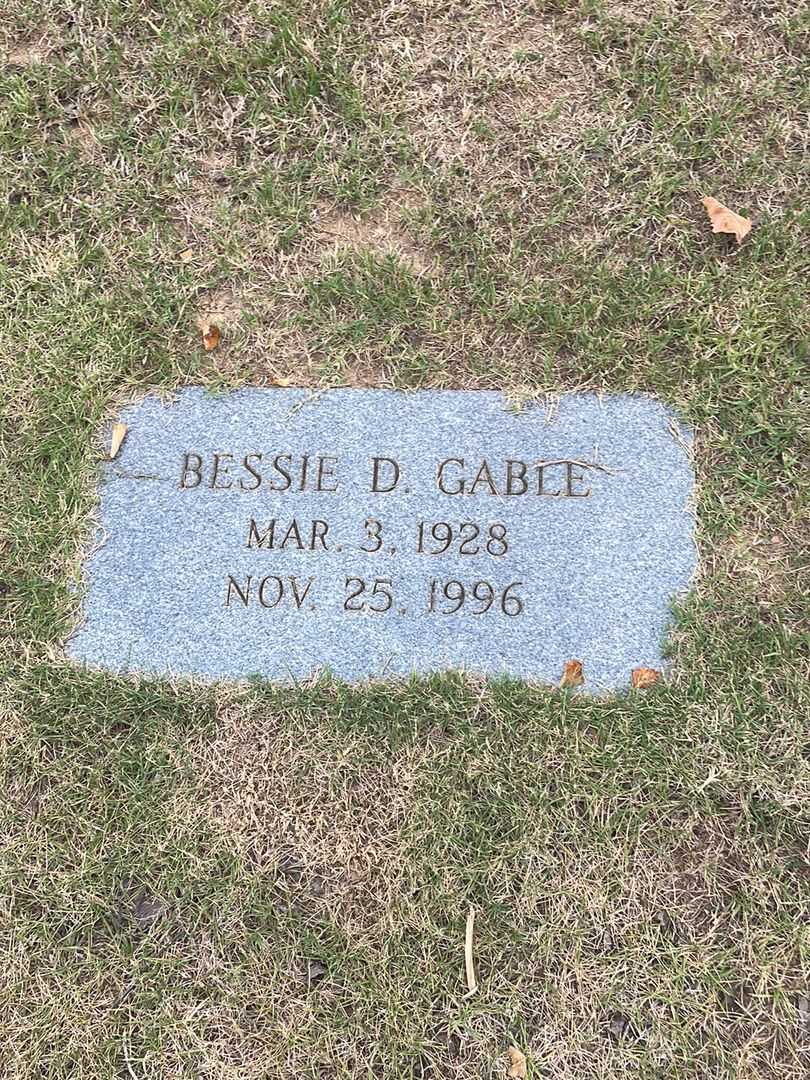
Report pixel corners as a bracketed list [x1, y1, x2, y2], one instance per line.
[194, 285, 244, 334]
[312, 190, 433, 275]
[64, 118, 103, 164]
[6, 31, 51, 67]
[169, 150, 236, 249]
[190, 284, 323, 387]
[181, 183, 437, 387]
[354, 0, 804, 259]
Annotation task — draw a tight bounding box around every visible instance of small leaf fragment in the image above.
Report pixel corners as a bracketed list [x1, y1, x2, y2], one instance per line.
[608, 1012, 631, 1040]
[306, 958, 327, 984]
[797, 994, 810, 1031]
[132, 891, 167, 928]
[560, 659, 584, 688]
[507, 1046, 527, 1079]
[701, 196, 752, 244]
[631, 666, 660, 690]
[178, 247, 193, 264]
[109, 422, 128, 460]
[271, 375, 296, 387]
[201, 322, 221, 351]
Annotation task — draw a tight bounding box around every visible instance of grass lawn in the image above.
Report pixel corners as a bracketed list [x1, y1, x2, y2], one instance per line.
[1, 1, 809, 1076]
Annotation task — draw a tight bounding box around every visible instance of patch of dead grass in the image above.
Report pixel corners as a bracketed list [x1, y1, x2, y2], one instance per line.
[5, 29, 52, 67]
[190, 283, 320, 387]
[18, 233, 80, 282]
[170, 720, 809, 1077]
[312, 190, 434, 276]
[178, 696, 416, 938]
[709, 521, 803, 607]
[184, 184, 439, 387]
[172, 150, 235, 241]
[64, 117, 104, 163]
[358, 3, 602, 172]
[353, 0, 805, 267]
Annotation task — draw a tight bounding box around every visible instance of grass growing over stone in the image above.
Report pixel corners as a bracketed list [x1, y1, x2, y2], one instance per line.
[1, 1, 809, 1077]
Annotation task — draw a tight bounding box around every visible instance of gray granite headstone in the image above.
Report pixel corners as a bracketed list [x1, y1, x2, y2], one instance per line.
[67, 388, 696, 690]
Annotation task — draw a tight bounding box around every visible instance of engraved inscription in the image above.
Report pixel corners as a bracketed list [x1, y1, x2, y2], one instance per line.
[68, 389, 695, 689]
[180, 453, 340, 492]
[224, 574, 315, 609]
[246, 518, 330, 551]
[435, 458, 595, 497]
[416, 521, 509, 557]
[173, 449, 610, 621]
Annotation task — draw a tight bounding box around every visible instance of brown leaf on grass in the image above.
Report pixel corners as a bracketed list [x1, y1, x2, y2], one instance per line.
[507, 1046, 527, 1079]
[271, 375, 296, 387]
[559, 659, 584, 688]
[701, 197, 752, 244]
[201, 322, 221, 351]
[178, 247, 193, 264]
[631, 667, 661, 690]
[109, 422, 128, 460]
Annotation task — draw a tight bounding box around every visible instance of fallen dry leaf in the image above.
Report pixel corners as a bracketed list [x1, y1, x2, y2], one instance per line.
[560, 659, 584, 689]
[201, 322, 221, 351]
[178, 247, 193, 265]
[305, 958, 327, 984]
[271, 375, 296, 387]
[109, 422, 128, 460]
[631, 667, 661, 690]
[507, 1046, 527, 1079]
[701, 197, 752, 244]
[608, 1012, 631, 1040]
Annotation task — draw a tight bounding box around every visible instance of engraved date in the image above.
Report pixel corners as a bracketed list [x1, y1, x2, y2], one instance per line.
[427, 579, 524, 616]
[416, 521, 509, 557]
[343, 576, 394, 612]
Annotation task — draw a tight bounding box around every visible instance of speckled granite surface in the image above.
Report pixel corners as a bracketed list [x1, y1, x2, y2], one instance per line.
[67, 388, 696, 690]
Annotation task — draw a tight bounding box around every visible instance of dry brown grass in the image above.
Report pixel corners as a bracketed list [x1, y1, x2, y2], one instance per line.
[714, 526, 794, 606]
[181, 694, 417, 938]
[357, 2, 601, 170]
[5, 30, 52, 68]
[146, 684, 810, 1078]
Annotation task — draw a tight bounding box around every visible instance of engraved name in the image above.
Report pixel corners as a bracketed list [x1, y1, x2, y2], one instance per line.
[178, 453, 598, 497]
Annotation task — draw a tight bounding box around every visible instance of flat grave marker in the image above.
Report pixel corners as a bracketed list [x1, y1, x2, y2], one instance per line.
[67, 388, 696, 690]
